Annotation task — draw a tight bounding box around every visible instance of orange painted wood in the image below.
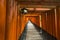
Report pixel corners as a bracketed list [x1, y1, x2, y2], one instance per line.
[41, 13, 47, 31]
[47, 12, 53, 36]
[47, 10, 56, 38]
[56, 7, 60, 40]
[41, 10, 56, 39]
[46, 11, 56, 37]
[5, 0, 17, 40]
[0, 0, 6, 40]
[18, 13, 40, 39]
[25, 16, 40, 26]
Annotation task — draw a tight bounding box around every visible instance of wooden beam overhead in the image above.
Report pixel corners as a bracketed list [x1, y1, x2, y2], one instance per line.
[18, 0, 60, 2]
[19, 5, 56, 8]
[17, 1, 60, 6]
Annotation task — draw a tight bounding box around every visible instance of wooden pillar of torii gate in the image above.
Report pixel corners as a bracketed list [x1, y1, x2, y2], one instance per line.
[0, 0, 6, 40]
[5, 0, 18, 40]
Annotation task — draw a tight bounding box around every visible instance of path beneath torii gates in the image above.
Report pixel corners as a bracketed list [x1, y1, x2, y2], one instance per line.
[19, 20, 57, 40]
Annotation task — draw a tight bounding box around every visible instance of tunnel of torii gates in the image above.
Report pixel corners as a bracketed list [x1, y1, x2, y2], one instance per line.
[0, 0, 60, 40]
